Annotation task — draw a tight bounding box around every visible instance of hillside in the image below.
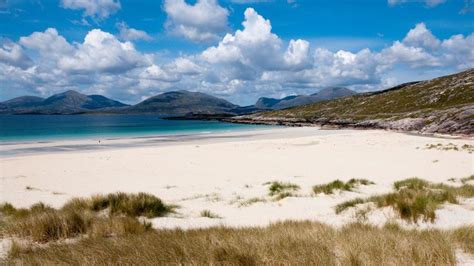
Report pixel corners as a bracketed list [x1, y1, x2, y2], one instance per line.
[255, 87, 356, 110]
[126, 91, 238, 115]
[0, 90, 128, 114]
[230, 69, 474, 135]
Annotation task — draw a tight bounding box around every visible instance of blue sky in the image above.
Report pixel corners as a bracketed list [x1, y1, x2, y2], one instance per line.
[1, 0, 473, 105]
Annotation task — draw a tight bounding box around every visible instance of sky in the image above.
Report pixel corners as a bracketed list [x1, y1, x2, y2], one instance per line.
[0, 0, 473, 105]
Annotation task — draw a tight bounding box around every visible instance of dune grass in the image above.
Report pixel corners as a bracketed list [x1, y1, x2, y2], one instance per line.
[62, 192, 175, 218]
[335, 178, 474, 222]
[461, 175, 474, 184]
[0, 193, 173, 242]
[265, 181, 300, 200]
[6, 221, 472, 265]
[200, 210, 221, 219]
[238, 197, 267, 207]
[313, 179, 374, 195]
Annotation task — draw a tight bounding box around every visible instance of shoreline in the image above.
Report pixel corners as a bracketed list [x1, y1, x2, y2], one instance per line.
[1, 126, 472, 158]
[224, 116, 474, 139]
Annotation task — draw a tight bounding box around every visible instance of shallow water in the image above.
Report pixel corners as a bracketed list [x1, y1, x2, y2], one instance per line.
[0, 114, 268, 142]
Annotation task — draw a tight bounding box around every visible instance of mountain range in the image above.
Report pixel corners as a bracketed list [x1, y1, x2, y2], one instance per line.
[0, 90, 128, 114]
[255, 87, 356, 110]
[0, 87, 355, 115]
[230, 69, 474, 135]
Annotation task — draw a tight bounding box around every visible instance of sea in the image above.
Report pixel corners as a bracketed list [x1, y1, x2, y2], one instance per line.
[0, 115, 268, 142]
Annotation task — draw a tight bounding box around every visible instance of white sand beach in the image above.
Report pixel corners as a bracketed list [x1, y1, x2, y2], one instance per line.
[1, 127, 473, 229]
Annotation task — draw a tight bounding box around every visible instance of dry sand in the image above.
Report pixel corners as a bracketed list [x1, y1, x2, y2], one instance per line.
[1, 127, 473, 229]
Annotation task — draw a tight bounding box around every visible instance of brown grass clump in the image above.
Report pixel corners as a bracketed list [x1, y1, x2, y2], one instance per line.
[313, 178, 374, 195]
[5, 221, 465, 265]
[63, 192, 175, 218]
[6, 209, 91, 242]
[0, 193, 172, 242]
[336, 178, 474, 222]
[200, 210, 221, 219]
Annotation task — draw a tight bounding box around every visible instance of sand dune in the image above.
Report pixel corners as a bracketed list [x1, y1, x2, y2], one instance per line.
[1, 128, 473, 229]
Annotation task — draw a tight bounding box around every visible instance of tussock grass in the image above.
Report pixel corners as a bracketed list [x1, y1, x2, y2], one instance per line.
[62, 192, 175, 218]
[448, 226, 474, 254]
[336, 178, 474, 222]
[267, 182, 300, 196]
[313, 178, 374, 195]
[7, 209, 91, 242]
[89, 216, 152, 238]
[335, 198, 365, 214]
[265, 181, 300, 200]
[238, 197, 267, 207]
[6, 221, 468, 265]
[200, 210, 220, 219]
[394, 177, 429, 190]
[0, 193, 172, 242]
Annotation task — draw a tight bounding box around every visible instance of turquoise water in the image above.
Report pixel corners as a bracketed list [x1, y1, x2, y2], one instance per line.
[0, 115, 269, 142]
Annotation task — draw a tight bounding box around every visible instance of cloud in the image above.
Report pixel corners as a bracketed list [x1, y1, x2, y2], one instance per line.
[402, 23, 440, 50]
[441, 33, 474, 69]
[284, 39, 312, 70]
[379, 41, 440, 68]
[0, 41, 33, 69]
[60, 0, 121, 19]
[388, 0, 446, 7]
[58, 29, 148, 74]
[116, 22, 153, 42]
[1, 9, 473, 105]
[20, 28, 75, 58]
[163, 0, 229, 42]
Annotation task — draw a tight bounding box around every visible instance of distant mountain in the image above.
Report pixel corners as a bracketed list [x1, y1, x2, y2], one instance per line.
[254, 87, 356, 110]
[230, 69, 474, 136]
[0, 90, 128, 114]
[2, 96, 45, 109]
[127, 90, 238, 115]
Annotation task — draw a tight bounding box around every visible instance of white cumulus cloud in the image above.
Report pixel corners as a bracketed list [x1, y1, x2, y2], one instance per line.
[163, 0, 229, 42]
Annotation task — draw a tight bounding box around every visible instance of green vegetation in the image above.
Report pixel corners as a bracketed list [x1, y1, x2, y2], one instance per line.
[62, 192, 175, 218]
[0, 193, 173, 242]
[425, 143, 474, 153]
[335, 198, 365, 214]
[238, 197, 267, 207]
[6, 220, 473, 265]
[265, 181, 300, 200]
[263, 70, 474, 121]
[200, 210, 220, 219]
[313, 179, 374, 195]
[335, 178, 474, 222]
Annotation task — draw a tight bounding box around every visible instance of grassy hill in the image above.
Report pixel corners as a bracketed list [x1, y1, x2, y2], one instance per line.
[230, 69, 474, 135]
